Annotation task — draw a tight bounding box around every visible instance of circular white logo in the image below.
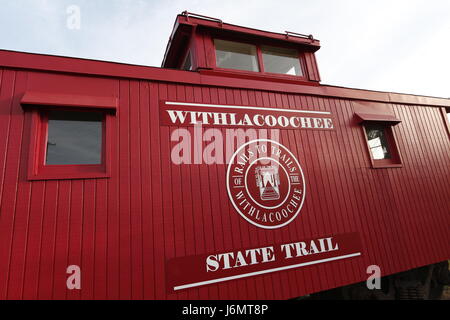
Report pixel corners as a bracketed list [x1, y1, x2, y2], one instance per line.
[226, 139, 306, 229]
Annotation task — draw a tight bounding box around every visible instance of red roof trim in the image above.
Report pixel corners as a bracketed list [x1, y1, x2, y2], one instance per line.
[175, 14, 321, 48]
[1, 50, 449, 108]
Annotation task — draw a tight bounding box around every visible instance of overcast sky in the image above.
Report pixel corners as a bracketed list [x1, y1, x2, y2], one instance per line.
[1, 0, 449, 98]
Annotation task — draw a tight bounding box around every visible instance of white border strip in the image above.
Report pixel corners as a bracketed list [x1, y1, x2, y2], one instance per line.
[165, 101, 331, 115]
[173, 252, 361, 291]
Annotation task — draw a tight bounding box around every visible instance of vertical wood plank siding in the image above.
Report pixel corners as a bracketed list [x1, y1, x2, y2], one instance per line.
[0, 67, 449, 299]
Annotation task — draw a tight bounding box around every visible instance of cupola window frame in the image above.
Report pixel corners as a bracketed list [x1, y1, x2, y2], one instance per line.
[212, 36, 308, 80]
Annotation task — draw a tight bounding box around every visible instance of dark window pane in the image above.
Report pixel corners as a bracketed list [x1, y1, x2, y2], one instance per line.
[262, 45, 303, 76]
[46, 111, 103, 165]
[365, 125, 391, 160]
[214, 39, 259, 72]
[182, 51, 192, 71]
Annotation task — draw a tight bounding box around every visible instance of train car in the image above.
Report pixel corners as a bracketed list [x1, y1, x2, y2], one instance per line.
[0, 11, 448, 300]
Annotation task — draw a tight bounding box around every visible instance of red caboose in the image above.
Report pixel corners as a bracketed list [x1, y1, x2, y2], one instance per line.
[0, 12, 449, 300]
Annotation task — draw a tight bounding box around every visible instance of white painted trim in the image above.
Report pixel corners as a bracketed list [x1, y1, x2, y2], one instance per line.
[165, 101, 331, 115]
[173, 252, 361, 291]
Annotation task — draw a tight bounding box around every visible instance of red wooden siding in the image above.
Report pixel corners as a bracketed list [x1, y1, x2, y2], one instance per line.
[304, 52, 321, 82]
[0, 63, 449, 300]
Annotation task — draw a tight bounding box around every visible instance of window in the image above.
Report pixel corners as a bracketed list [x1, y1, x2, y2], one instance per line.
[443, 108, 450, 138]
[213, 38, 306, 78]
[21, 91, 116, 180]
[214, 39, 259, 72]
[45, 111, 103, 165]
[365, 125, 391, 160]
[182, 51, 193, 71]
[27, 109, 111, 180]
[363, 123, 402, 168]
[262, 45, 303, 76]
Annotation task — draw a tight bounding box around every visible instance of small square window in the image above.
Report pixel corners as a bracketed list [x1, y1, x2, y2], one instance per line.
[46, 111, 103, 165]
[363, 123, 402, 168]
[214, 39, 259, 72]
[262, 45, 303, 76]
[28, 109, 111, 180]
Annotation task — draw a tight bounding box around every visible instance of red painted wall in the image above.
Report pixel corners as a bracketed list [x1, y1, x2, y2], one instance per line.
[0, 53, 449, 300]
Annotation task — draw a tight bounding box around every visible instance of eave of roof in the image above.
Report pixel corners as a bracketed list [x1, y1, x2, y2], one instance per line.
[175, 13, 321, 47]
[1, 49, 449, 108]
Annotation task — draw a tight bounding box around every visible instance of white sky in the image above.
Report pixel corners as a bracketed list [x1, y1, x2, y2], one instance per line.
[1, 0, 449, 98]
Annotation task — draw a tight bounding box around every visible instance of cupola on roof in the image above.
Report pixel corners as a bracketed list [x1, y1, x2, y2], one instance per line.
[162, 11, 322, 84]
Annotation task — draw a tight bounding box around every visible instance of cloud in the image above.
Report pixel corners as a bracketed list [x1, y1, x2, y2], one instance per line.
[0, 0, 449, 97]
